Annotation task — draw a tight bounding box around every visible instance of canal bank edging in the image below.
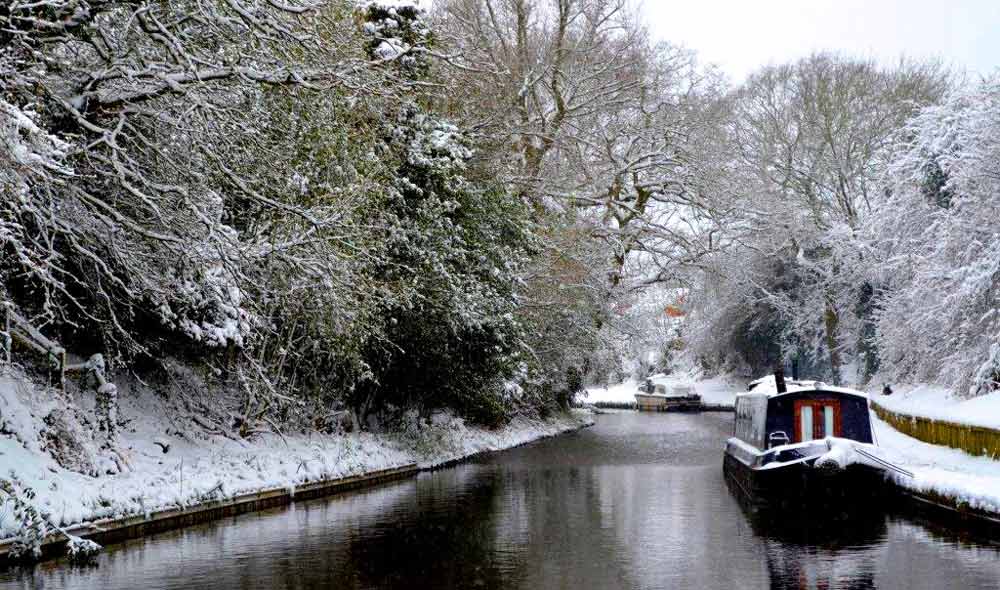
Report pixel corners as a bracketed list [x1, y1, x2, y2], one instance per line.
[893, 483, 1000, 531]
[0, 464, 419, 563]
[0, 417, 594, 565]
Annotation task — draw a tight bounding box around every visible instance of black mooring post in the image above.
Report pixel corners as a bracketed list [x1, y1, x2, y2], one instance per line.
[774, 364, 787, 394]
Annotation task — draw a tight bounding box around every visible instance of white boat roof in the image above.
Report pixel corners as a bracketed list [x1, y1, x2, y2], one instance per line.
[744, 375, 868, 399]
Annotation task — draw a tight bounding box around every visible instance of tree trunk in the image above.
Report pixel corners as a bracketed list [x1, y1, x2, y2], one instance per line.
[823, 298, 842, 385]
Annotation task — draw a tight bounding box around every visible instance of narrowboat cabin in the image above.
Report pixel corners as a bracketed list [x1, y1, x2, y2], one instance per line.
[724, 378, 904, 510]
[634, 382, 701, 412]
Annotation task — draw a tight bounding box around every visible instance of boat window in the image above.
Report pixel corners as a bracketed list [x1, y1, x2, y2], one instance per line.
[800, 406, 813, 441]
[793, 399, 842, 442]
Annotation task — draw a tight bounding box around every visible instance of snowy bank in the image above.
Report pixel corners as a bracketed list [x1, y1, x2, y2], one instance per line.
[873, 384, 1000, 431]
[581, 371, 743, 407]
[874, 415, 1000, 519]
[0, 371, 592, 545]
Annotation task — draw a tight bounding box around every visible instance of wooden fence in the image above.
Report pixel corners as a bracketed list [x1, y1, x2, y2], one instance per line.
[871, 400, 1000, 459]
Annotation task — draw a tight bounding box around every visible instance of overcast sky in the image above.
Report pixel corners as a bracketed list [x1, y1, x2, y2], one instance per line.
[642, 0, 1000, 82]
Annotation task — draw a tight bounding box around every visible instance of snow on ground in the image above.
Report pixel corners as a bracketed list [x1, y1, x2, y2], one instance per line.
[581, 370, 743, 407]
[863, 382, 1000, 514]
[0, 371, 591, 540]
[414, 411, 591, 469]
[874, 383, 1000, 429]
[580, 379, 639, 405]
[874, 414, 1000, 515]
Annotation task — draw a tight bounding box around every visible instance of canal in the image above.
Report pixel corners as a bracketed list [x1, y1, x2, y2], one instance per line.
[3, 412, 1000, 589]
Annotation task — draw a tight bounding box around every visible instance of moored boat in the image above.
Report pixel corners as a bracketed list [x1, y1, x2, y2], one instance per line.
[723, 375, 909, 511]
[634, 383, 701, 411]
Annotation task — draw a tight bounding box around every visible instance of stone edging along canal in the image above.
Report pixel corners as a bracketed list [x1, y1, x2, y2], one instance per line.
[0, 420, 593, 565]
[0, 464, 419, 564]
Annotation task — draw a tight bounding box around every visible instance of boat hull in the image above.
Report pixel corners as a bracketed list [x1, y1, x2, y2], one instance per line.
[723, 450, 889, 513]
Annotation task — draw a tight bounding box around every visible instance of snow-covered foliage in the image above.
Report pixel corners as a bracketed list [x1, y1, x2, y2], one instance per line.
[682, 55, 950, 383]
[0, 476, 52, 562]
[0, 0, 546, 434]
[65, 534, 101, 565]
[429, 0, 731, 397]
[867, 79, 1000, 397]
[0, 99, 71, 198]
[362, 3, 431, 74]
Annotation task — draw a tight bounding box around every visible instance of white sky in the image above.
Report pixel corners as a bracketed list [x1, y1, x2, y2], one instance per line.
[642, 0, 1000, 82]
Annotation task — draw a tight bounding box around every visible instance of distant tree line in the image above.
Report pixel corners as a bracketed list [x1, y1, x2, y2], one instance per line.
[681, 56, 1000, 399]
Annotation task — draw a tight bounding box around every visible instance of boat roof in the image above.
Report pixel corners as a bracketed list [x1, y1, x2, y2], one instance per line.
[742, 375, 868, 400]
[771, 385, 868, 400]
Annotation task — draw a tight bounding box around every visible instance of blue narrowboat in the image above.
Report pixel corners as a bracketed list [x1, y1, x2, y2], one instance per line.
[723, 376, 907, 511]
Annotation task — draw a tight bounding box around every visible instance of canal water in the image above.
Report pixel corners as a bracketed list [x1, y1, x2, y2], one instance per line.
[3, 412, 1000, 589]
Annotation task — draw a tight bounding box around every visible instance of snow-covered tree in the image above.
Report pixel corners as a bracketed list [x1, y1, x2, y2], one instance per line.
[429, 0, 731, 387]
[1, 0, 544, 434]
[1, 0, 382, 355]
[684, 55, 950, 382]
[867, 79, 1000, 396]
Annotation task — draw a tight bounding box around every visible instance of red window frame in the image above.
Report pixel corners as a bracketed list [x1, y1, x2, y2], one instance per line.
[792, 399, 842, 442]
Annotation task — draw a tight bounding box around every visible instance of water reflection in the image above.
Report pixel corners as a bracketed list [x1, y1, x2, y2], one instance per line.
[731, 484, 885, 589]
[2, 412, 999, 590]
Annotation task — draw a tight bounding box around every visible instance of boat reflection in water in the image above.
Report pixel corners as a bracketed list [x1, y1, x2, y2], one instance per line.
[727, 474, 885, 589]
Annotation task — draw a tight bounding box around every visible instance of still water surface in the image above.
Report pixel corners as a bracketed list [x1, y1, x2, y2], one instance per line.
[3, 412, 1000, 589]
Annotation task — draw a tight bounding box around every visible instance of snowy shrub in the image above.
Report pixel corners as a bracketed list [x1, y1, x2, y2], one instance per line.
[0, 477, 103, 563]
[0, 477, 52, 562]
[41, 408, 99, 476]
[361, 3, 432, 75]
[65, 534, 101, 565]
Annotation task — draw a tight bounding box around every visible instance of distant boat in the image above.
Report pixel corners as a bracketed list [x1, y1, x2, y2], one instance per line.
[724, 376, 910, 511]
[634, 383, 701, 412]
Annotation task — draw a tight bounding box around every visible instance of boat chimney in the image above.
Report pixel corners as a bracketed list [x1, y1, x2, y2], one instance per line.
[774, 365, 787, 394]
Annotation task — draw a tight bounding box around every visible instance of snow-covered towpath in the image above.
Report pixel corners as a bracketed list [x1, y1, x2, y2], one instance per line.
[874, 384, 1000, 430]
[874, 415, 1000, 516]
